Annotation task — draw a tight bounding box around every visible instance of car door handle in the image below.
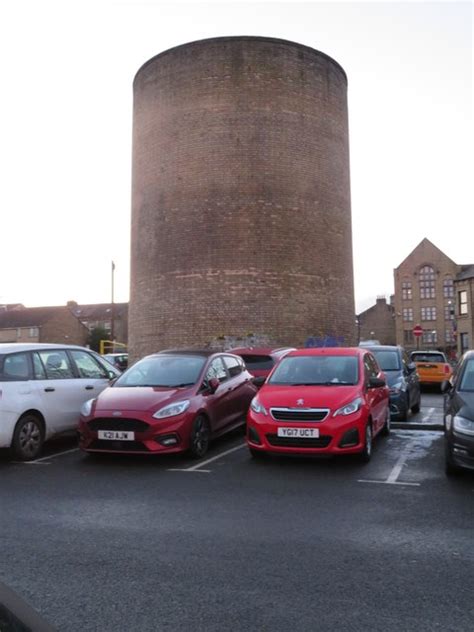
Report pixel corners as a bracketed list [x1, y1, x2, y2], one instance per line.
[85, 385, 94, 390]
[44, 387, 55, 392]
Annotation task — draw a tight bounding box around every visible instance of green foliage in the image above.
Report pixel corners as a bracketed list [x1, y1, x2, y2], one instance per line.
[88, 327, 110, 352]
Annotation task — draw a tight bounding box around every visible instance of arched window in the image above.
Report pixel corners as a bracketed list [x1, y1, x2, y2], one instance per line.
[419, 265, 435, 299]
[443, 277, 454, 298]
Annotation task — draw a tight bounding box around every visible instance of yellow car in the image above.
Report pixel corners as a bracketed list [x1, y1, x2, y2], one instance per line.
[410, 350, 453, 388]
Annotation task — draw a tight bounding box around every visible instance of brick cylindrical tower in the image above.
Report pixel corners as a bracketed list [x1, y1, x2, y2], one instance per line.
[130, 37, 355, 357]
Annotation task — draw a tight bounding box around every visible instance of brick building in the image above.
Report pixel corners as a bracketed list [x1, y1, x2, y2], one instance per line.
[130, 37, 355, 359]
[0, 306, 88, 345]
[67, 301, 128, 345]
[455, 265, 474, 355]
[393, 238, 473, 356]
[357, 296, 396, 345]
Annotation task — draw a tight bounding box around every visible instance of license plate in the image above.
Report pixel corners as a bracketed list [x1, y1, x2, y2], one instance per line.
[277, 427, 320, 438]
[98, 430, 135, 441]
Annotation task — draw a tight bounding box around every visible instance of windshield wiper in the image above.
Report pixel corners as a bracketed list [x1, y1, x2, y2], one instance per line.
[168, 382, 195, 388]
[289, 381, 354, 386]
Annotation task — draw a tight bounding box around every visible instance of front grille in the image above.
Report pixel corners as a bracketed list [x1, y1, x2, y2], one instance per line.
[87, 418, 150, 432]
[88, 439, 149, 452]
[266, 434, 331, 448]
[270, 408, 329, 422]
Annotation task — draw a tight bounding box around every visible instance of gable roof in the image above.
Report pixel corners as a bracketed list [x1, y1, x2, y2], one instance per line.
[0, 306, 80, 329]
[456, 265, 474, 281]
[395, 238, 458, 270]
[69, 303, 128, 321]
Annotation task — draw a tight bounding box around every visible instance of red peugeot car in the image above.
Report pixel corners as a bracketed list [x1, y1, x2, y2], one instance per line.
[79, 350, 257, 458]
[247, 347, 389, 461]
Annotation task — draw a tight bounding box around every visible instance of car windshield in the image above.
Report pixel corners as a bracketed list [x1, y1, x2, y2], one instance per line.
[372, 350, 401, 371]
[268, 355, 359, 385]
[411, 353, 446, 363]
[459, 359, 474, 392]
[114, 355, 206, 388]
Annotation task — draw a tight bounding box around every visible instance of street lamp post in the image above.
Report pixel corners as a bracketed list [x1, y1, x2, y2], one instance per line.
[111, 261, 115, 347]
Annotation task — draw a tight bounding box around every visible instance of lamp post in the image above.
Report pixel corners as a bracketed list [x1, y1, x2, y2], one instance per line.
[111, 261, 115, 347]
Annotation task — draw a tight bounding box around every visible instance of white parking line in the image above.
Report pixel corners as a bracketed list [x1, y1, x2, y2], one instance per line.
[169, 443, 246, 473]
[358, 440, 420, 487]
[421, 407, 436, 422]
[13, 447, 79, 465]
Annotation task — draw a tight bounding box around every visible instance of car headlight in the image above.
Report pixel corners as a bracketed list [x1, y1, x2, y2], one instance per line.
[250, 396, 267, 416]
[80, 398, 96, 417]
[333, 397, 363, 417]
[153, 400, 190, 419]
[453, 415, 474, 436]
[389, 381, 405, 394]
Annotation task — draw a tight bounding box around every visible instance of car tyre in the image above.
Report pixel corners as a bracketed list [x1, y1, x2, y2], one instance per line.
[445, 446, 462, 476]
[249, 447, 266, 460]
[359, 422, 373, 463]
[188, 415, 210, 459]
[11, 414, 44, 461]
[381, 408, 391, 436]
[411, 399, 421, 414]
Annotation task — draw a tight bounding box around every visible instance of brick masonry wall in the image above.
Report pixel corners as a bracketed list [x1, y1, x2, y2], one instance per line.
[393, 239, 459, 351]
[130, 37, 355, 360]
[40, 310, 89, 346]
[358, 299, 396, 345]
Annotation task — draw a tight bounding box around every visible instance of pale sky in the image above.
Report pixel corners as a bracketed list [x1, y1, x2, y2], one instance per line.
[1, 0, 472, 313]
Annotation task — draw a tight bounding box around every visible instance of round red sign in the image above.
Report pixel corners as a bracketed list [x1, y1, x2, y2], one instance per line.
[413, 325, 423, 337]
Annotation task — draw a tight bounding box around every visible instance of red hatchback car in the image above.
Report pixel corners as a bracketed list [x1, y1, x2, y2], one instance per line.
[247, 348, 390, 461]
[79, 350, 257, 458]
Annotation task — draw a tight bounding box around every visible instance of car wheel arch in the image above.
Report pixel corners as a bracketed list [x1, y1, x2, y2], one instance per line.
[15, 409, 46, 437]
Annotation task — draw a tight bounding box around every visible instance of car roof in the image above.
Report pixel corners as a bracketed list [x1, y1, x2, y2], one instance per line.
[228, 347, 293, 355]
[156, 349, 216, 357]
[364, 345, 401, 353]
[287, 347, 364, 357]
[0, 343, 90, 354]
[410, 350, 446, 356]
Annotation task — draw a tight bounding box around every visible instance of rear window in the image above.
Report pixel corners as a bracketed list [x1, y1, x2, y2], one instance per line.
[0, 353, 31, 381]
[372, 350, 401, 371]
[411, 352, 446, 363]
[240, 355, 274, 371]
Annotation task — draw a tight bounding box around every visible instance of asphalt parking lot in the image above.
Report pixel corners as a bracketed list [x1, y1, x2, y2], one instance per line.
[1, 391, 473, 632]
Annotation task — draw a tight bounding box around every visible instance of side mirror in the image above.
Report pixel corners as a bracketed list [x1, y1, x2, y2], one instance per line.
[108, 370, 117, 380]
[207, 377, 220, 394]
[441, 380, 452, 394]
[251, 376, 266, 389]
[406, 362, 417, 374]
[368, 376, 386, 389]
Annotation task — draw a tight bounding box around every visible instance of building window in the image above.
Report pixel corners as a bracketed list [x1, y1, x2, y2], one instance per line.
[422, 330, 437, 344]
[29, 327, 39, 338]
[402, 281, 412, 300]
[402, 308, 413, 322]
[460, 333, 469, 353]
[421, 306, 437, 321]
[419, 265, 436, 299]
[459, 290, 468, 315]
[404, 330, 414, 345]
[444, 304, 455, 321]
[445, 330, 455, 343]
[443, 277, 454, 298]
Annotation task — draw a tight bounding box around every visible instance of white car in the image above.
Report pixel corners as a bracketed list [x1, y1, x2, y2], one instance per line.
[0, 343, 120, 460]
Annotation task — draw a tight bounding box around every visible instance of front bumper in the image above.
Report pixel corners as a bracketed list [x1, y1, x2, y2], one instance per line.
[247, 410, 367, 455]
[446, 432, 474, 471]
[78, 410, 195, 454]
